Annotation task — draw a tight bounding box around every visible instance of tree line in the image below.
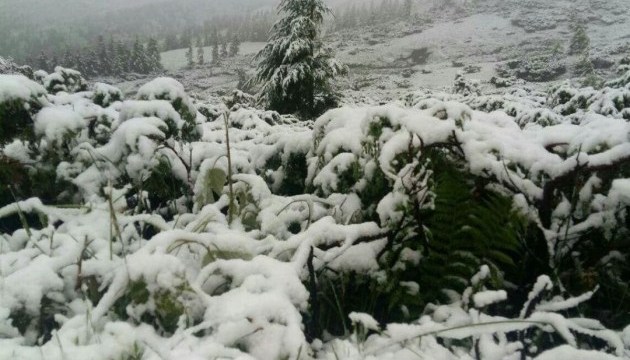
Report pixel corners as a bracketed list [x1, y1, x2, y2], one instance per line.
[184, 34, 241, 69]
[163, 10, 274, 52]
[35, 36, 162, 77]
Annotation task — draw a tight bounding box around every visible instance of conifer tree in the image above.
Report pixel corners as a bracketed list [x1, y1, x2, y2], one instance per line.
[568, 19, 590, 55]
[146, 38, 162, 72]
[197, 38, 205, 65]
[84, 48, 99, 76]
[131, 38, 148, 73]
[185, 40, 195, 68]
[62, 48, 74, 68]
[574, 50, 595, 78]
[97, 35, 110, 75]
[402, 0, 414, 18]
[37, 52, 49, 72]
[229, 35, 241, 57]
[113, 40, 127, 74]
[253, 0, 347, 117]
[220, 41, 228, 59]
[212, 42, 220, 64]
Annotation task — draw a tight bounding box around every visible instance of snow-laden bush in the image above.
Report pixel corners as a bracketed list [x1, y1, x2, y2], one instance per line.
[41, 66, 88, 94]
[1, 68, 630, 360]
[497, 55, 567, 83]
[92, 82, 123, 108]
[136, 77, 200, 141]
[0, 74, 49, 142]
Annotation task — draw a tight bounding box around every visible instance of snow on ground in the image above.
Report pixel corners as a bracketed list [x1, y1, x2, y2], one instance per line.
[161, 42, 265, 72]
[142, 1, 630, 105]
[3, 49, 630, 359]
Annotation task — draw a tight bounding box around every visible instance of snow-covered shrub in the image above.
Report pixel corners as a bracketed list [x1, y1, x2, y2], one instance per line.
[605, 69, 630, 89]
[92, 82, 123, 108]
[41, 66, 88, 94]
[490, 75, 515, 88]
[0, 56, 34, 78]
[497, 55, 567, 82]
[320, 268, 627, 359]
[222, 89, 256, 110]
[136, 77, 200, 141]
[196, 101, 226, 122]
[453, 72, 480, 96]
[2, 73, 630, 360]
[0, 74, 48, 143]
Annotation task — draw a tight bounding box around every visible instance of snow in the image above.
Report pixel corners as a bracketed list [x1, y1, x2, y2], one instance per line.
[160, 42, 265, 71]
[136, 77, 197, 116]
[33, 106, 85, 145]
[4, 43, 630, 359]
[534, 345, 621, 360]
[473, 290, 508, 308]
[349, 312, 380, 331]
[0, 74, 47, 103]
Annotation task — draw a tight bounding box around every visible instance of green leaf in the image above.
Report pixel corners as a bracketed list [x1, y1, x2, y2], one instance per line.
[199, 168, 227, 205]
[207, 168, 227, 195]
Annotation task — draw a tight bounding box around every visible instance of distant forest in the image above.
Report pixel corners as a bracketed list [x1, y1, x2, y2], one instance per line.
[1, 0, 416, 77]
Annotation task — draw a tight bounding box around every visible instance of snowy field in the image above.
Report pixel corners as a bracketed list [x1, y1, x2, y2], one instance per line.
[2, 64, 630, 359]
[161, 42, 265, 71]
[153, 2, 630, 103]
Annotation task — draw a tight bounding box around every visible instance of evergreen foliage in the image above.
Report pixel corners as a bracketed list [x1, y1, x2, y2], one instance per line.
[197, 39, 205, 65]
[568, 19, 591, 56]
[212, 42, 220, 65]
[35, 35, 162, 77]
[185, 41, 195, 69]
[253, 0, 347, 118]
[228, 35, 240, 57]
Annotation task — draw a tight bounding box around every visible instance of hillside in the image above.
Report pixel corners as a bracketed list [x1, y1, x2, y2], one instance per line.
[122, 0, 630, 103]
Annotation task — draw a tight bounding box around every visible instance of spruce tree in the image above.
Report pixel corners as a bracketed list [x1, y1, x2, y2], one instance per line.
[113, 41, 127, 74]
[575, 52, 594, 75]
[146, 38, 162, 72]
[197, 38, 205, 65]
[131, 38, 148, 73]
[212, 42, 220, 65]
[402, 0, 413, 18]
[229, 35, 241, 57]
[185, 40, 195, 68]
[253, 0, 347, 117]
[220, 41, 228, 59]
[62, 48, 74, 68]
[568, 20, 590, 56]
[97, 35, 110, 75]
[37, 52, 49, 72]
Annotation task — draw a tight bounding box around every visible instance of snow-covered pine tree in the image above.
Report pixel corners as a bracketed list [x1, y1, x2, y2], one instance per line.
[228, 35, 240, 57]
[146, 38, 162, 72]
[568, 18, 590, 56]
[96, 36, 111, 75]
[37, 52, 49, 72]
[212, 42, 220, 65]
[114, 41, 130, 74]
[220, 41, 228, 59]
[185, 40, 195, 69]
[253, 0, 347, 117]
[84, 48, 99, 76]
[197, 38, 205, 65]
[131, 38, 149, 73]
[402, 0, 413, 18]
